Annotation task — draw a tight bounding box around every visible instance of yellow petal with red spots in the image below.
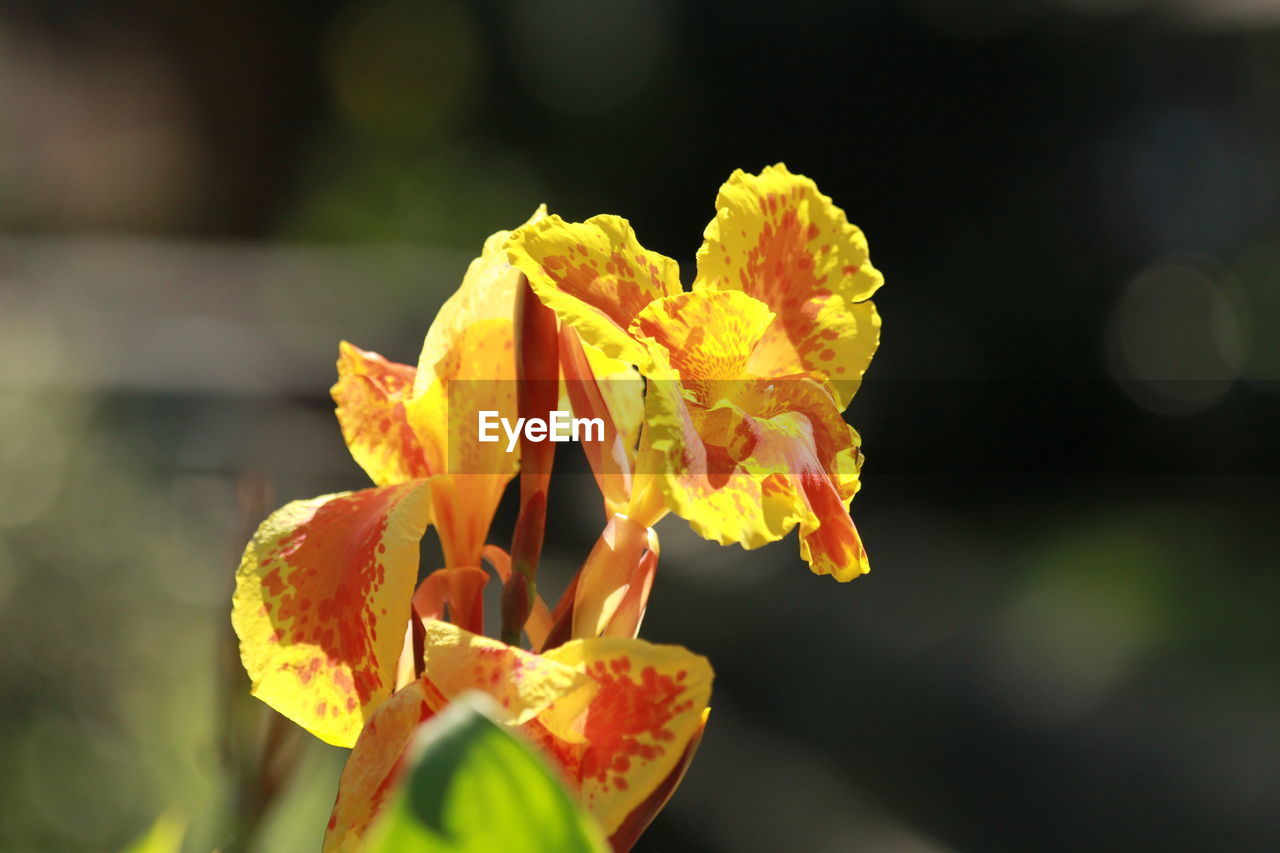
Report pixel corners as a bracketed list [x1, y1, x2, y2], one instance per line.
[642, 345, 870, 579]
[534, 638, 713, 837]
[640, 353, 804, 551]
[629, 290, 775, 400]
[232, 482, 431, 747]
[331, 342, 432, 486]
[418, 619, 590, 727]
[735, 403, 870, 581]
[694, 164, 882, 409]
[505, 214, 681, 365]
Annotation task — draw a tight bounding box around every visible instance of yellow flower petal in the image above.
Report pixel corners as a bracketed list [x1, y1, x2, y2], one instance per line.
[407, 215, 538, 564]
[331, 342, 433, 487]
[639, 339, 802, 551]
[232, 482, 431, 747]
[506, 214, 681, 364]
[418, 619, 590, 727]
[534, 638, 713, 837]
[582, 340, 644, 459]
[695, 163, 882, 409]
[413, 211, 543, 399]
[737, 403, 871, 582]
[410, 221, 528, 476]
[629, 290, 775, 398]
[644, 354, 870, 579]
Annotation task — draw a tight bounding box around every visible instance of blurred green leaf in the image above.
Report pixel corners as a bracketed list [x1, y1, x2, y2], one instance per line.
[119, 811, 185, 853]
[366, 694, 607, 853]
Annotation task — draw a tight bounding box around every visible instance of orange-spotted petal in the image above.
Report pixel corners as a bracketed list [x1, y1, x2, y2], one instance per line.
[534, 638, 713, 838]
[739, 406, 870, 581]
[694, 164, 882, 409]
[232, 482, 431, 747]
[642, 365, 805, 551]
[506, 214, 681, 364]
[417, 619, 590, 728]
[607, 708, 708, 853]
[629, 290, 775, 404]
[331, 342, 432, 486]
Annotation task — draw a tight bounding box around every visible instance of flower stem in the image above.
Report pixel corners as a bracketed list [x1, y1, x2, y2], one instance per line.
[501, 274, 558, 646]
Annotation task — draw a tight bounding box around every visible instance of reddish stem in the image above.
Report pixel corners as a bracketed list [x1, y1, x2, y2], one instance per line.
[501, 274, 559, 646]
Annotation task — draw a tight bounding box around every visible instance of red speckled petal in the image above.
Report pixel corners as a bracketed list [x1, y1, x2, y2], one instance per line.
[417, 619, 589, 727]
[535, 639, 713, 837]
[332, 342, 433, 486]
[694, 164, 882, 409]
[232, 482, 431, 747]
[607, 708, 708, 853]
[628, 290, 776, 405]
[644, 360, 870, 579]
[731, 379, 869, 580]
[641, 363, 803, 552]
[506, 214, 681, 364]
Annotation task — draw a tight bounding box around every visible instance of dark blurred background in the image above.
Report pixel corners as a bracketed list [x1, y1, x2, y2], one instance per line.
[1, 0, 1277, 851]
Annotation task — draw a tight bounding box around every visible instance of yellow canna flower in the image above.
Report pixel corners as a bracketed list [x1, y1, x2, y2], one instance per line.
[506, 165, 880, 581]
[232, 214, 539, 747]
[323, 620, 712, 853]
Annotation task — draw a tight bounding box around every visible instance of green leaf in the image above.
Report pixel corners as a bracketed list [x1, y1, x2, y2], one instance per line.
[366, 693, 608, 853]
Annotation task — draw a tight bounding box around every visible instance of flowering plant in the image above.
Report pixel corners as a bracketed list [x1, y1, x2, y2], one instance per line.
[231, 164, 882, 850]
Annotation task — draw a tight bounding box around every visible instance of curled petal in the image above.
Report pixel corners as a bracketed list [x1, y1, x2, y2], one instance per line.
[643, 369, 803, 551]
[412, 567, 490, 636]
[506, 214, 681, 365]
[535, 639, 714, 837]
[332, 342, 432, 486]
[607, 708, 708, 853]
[646, 366, 870, 579]
[695, 163, 882, 408]
[232, 482, 431, 747]
[408, 215, 531, 535]
[413, 214, 540, 399]
[418, 619, 590, 728]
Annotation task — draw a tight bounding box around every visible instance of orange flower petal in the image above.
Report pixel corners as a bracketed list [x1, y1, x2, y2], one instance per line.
[535, 639, 713, 837]
[332, 342, 432, 486]
[232, 482, 431, 746]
